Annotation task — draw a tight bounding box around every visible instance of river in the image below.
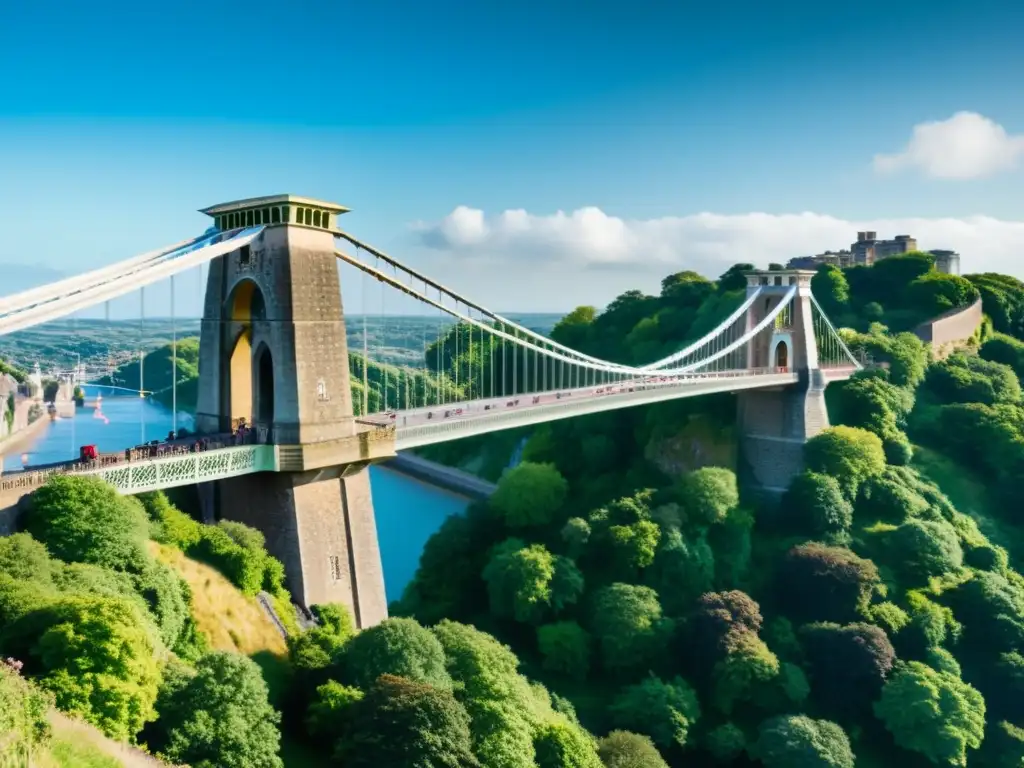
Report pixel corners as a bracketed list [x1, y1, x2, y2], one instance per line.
[0, 386, 469, 602]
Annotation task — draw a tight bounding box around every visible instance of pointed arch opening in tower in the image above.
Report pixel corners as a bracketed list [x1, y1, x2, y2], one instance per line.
[228, 329, 253, 426]
[774, 340, 789, 371]
[254, 344, 275, 425]
[223, 279, 268, 429]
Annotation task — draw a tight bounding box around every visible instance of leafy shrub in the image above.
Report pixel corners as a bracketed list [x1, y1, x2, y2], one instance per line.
[533, 719, 603, 768]
[148, 651, 283, 768]
[784, 472, 853, 538]
[874, 661, 985, 766]
[804, 426, 886, 497]
[610, 675, 701, 750]
[889, 519, 964, 582]
[335, 674, 480, 767]
[490, 462, 569, 528]
[340, 617, 452, 691]
[0, 595, 160, 740]
[482, 539, 583, 624]
[24, 476, 149, 572]
[777, 543, 880, 623]
[590, 584, 672, 676]
[0, 660, 52, 756]
[751, 715, 854, 768]
[596, 731, 668, 768]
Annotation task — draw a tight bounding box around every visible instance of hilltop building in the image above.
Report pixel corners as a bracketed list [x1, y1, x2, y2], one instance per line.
[929, 249, 961, 276]
[786, 250, 853, 271]
[851, 232, 918, 266]
[785, 234, 961, 276]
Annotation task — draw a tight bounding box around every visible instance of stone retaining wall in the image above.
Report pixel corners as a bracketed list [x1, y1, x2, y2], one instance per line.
[914, 298, 983, 349]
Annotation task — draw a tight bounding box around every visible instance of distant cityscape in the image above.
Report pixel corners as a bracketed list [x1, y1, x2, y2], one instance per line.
[786, 232, 961, 276]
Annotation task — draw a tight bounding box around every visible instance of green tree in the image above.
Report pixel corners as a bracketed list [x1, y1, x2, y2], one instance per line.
[946, 570, 1024, 653]
[674, 467, 738, 525]
[0, 532, 58, 585]
[24, 475, 149, 571]
[335, 674, 480, 767]
[874, 661, 985, 766]
[644, 529, 714, 616]
[803, 426, 886, 497]
[590, 584, 671, 675]
[712, 631, 780, 714]
[751, 715, 854, 768]
[482, 539, 583, 624]
[907, 272, 980, 316]
[432, 620, 545, 768]
[889, 519, 964, 582]
[596, 731, 668, 768]
[305, 680, 364, 745]
[0, 595, 160, 741]
[706, 723, 746, 762]
[799, 622, 895, 719]
[537, 622, 591, 681]
[288, 604, 357, 700]
[811, 265, 850, 315]
[533, 719, 604, 768]
[980, 332, 1024, 380]
[339, 617, 452, 691]
[551, 306, 598, 351]
[395, 505, 494, 625]
[716, 263, 754, 291]
[490, 462, 569, 528]
[777, 543, 880, 623]
[610, 675, 701, 750]
[148, 652, 283, 768]
[784, 472, 854, 539]
[687, 590, 764, 662]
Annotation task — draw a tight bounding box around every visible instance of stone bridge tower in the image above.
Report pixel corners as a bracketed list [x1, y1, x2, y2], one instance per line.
[194, 195, 394, 628]
[736, 269, 830, 494]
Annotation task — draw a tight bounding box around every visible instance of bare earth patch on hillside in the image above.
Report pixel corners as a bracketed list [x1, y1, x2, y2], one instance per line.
[151, 542, 288, 657]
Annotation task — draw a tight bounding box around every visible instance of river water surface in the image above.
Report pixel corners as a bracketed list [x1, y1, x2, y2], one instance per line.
[1, 386, 467, 602]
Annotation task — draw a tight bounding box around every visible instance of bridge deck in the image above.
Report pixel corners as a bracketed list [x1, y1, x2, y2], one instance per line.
[0, 365, 857, 498]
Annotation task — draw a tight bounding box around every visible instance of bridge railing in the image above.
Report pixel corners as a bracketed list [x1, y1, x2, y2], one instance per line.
[0, 426, 272, 494]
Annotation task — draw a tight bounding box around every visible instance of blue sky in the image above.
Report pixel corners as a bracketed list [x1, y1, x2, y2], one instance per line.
[1, 0, 1023, 316]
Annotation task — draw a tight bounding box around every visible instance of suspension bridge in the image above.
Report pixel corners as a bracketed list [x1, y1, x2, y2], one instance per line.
[0, 194, 861, 628]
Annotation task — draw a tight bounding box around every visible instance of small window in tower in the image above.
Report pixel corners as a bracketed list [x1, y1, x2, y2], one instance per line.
[295, 207, 304, 225]
[329, 555, 342, 582]
[773, 276, 782, 286]
[263, 207, 271, 223]
[255, 209, 264, 225]
[313, 210, 322, 227]
[322, 213, 331, 229]
[282, 206, 291, 223]
[789, 276, 796, 285]
[246, 210, 255, 227]
[304, 208, 313, 225]
[213, 216, 221, 230]
[239, 245, 251, 266]
[271, 207, 280, 224]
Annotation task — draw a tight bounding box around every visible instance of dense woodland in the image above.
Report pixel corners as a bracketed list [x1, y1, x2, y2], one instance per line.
[5, 252, 1024, 766]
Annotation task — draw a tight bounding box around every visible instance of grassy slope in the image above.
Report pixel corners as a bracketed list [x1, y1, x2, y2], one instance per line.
[151, 542, 286, 657]
[152, 543, 329, 768]
[42, 712, 173, 768]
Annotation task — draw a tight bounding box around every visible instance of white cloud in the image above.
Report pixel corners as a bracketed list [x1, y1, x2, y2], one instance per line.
[873, 112, 1024, 179]
[413, 206, 1024, 281]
